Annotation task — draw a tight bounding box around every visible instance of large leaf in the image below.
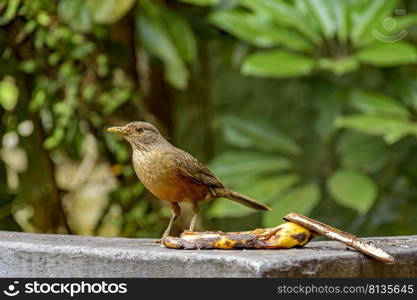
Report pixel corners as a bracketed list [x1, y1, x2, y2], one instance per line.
[58, 0, 135, 29]
[160, 6, 197, 64]
[350, 0, 397, 45]
[209, 151, 292, 183]
[223, 117, 301, 155]
[314, 89, 343, 141]
[207, 174, 300, 219]
[333, 0, 348, 43]
[369, 13, 417, 43]
[0, 0, 20, 26]
[207, 150, 300, 219]
[235, 174, 300, 203]
[242, 50, 315, 78]
[360, 11, 417, 45]
[304, 0, 336, 38]
[89, 0, 135, 24]
[136, 0, 195, 90]
[327, 169, 377, 214]
[349, 89, 410, 118]
[209, 10, 313, 52]
[357, 41, 417, 67]
[58, 0, 93, 33]
[240, 0, 320, 44]
[337, 131, 388, 172]
[263, 183, 320, 227]
[317, 56, 359, 76]
[336, 114, 417, 144]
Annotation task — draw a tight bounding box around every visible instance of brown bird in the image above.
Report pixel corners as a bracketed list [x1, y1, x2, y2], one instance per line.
[107, 121, 271, 237]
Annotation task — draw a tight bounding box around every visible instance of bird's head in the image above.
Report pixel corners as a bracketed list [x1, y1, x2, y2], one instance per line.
[107, 121, 166, 150]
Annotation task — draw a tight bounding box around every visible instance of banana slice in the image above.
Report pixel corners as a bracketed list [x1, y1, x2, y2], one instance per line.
[162, 213, 395, 265]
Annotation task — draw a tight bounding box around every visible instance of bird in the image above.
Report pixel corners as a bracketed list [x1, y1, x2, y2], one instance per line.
[107, 121, 271, 237]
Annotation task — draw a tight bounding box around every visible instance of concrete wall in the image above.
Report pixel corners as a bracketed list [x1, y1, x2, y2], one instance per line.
[0, 231, 416, 277]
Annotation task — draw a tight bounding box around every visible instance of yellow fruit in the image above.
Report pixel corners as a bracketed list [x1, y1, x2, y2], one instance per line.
[162, 222, 314, 250]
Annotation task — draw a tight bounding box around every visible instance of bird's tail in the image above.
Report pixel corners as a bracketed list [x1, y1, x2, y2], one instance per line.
[216, 189, 271, 211]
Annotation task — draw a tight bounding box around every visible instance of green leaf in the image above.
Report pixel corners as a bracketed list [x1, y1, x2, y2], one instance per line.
[317, 56, 359, 75]
[242, 50, 315, 78]
[44, 127, 65, 150]
[392, 70, 417, 111]
[104, 133, 129, 162]
[370, 14, 417, 43]
[159, 6, 197, 63]
[88, 0, 135, 24]
[336, 114, 417, 144]
[209, 151, 292, 181]
[207, 174, 300, 219]
[395, 13, 417, 32]
[357, 41, 417, 67]
[205, 198, 250, 219]
[333, 0, 348, 43]
[223, 117, 301, 155]
[293, 0, 322, 33]
[209, 10, 313, 52]
[236, 174, 301, 203]
[137, 0, 192, 90]
[206, 149, 301, 219]
[263, 183, 320, 227]
[349, 89, 410, 118]
[58, 0, 93, 33]
[240, 0, 320, 45]
[0, 0, 20, 26]
[0, 77, 19, 111]
[314, 90, 343, 141]
[338, 131, 388, 172]
[37, 11, 51, 27]
[350, 0, 397, 45]
[327, 169, 377, 214]
[179, 0, 219, 6]
[304, 0, 336, 38]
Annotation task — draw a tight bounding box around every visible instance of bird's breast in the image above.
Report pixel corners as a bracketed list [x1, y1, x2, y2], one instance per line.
[132, 150, 207, 202]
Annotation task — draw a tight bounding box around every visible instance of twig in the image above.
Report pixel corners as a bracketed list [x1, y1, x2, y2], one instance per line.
[284, 213, 395, 264]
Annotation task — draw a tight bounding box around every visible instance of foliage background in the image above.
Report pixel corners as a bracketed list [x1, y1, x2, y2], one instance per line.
[1, 0, 417, 238]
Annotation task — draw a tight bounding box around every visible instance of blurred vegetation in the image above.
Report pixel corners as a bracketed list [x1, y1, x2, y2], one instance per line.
[1, 0, 417, 238]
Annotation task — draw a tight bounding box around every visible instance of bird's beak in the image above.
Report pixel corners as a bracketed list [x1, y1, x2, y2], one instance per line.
[107, 126, 127, 136]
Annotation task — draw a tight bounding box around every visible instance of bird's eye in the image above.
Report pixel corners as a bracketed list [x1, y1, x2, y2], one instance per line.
[135, 127, 144, 134]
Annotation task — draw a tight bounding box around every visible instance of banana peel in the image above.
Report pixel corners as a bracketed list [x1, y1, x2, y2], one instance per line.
[162, 222, 316, 250]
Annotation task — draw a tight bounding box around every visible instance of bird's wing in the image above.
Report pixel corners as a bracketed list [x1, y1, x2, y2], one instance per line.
[172, 149, 224, 188]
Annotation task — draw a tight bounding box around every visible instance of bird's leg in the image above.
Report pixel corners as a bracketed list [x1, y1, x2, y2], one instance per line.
[189, 203, 200, 232]
[162, 202, 181, 238]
